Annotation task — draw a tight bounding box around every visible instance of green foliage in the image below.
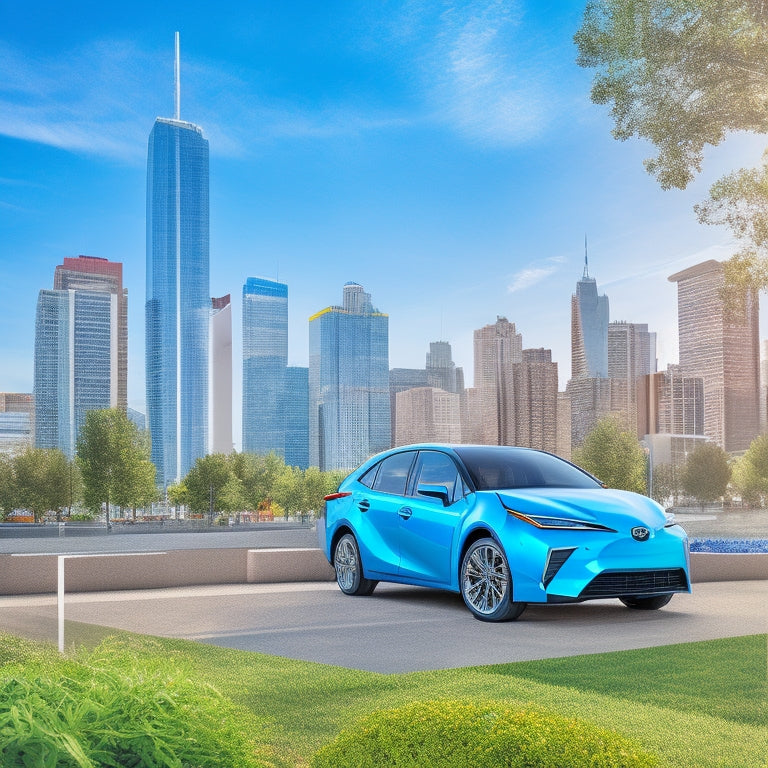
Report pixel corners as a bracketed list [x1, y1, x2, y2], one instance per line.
[575, 1, 768, 296]
[184, 453, 233, 515]
[311, 700, 658, 768]
[0, 640, 271, 768]
[572, 417, 647, 493]
[648, 462, 679, 506]
[681, 442, 731, 505]
[76, 409, 156, 521]
[8, 448, 81, 522]
[731, 434, 768, 505]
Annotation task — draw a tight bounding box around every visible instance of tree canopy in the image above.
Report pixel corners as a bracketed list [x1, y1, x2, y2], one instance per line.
[572, 416, 647, 493]
[681, 441, 731, 505]
[575, 0, 768, 292]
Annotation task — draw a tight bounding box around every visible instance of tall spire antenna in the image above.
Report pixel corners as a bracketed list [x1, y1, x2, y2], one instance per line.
[174, 31, 180, 120]
[583, 233, 589, 278]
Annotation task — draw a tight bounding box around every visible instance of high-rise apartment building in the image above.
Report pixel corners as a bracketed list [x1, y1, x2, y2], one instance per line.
[512, 349, 559, 453]
[309, 282, 389, 470]
[668, 260, 760, 452]
[472, 317, 522, 445]
[637, 365, 704, 438]
[210, 295, 232, 454]
[145, 35, 210, 486]
[54, 255, 128, 412]
[607, 321, 656, 432]
[34, 283, 118, 458]
[395, 387, 462, 446]
[242, 278, 288, 456]
[571, 253, 609, 380]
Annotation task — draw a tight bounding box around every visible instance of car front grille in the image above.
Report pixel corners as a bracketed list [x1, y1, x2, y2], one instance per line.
[579, 569, 689, 598]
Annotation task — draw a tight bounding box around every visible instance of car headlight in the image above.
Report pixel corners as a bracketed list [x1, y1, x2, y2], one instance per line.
[506, 508, 616, 532]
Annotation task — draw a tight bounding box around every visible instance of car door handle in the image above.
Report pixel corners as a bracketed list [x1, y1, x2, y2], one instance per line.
[398, 506, 413, 520]
[358, 500, 370, 513]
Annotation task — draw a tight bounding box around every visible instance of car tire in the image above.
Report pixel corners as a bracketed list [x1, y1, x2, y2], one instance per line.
[460, 538, 525, 622]
[333, 533, 378, 596]
[619, 594, 674, 610]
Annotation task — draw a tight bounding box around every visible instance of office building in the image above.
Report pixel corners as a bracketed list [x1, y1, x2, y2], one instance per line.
[210, 295, 233, 454]
[512, 349, 559, 452]
[34, 286, 118, 458]
[145, 34, 210, 486]
[242, 278, 288, 456]
[571, 251, 609, 380]
[669, 260, 760, 452]
[309, 282, 389, 470]
[54, 255, 128, 412]
[637, 365, 704, 438]
[426, 340, 460, 393]
[0, 393, 34, 455]
[285, 367, 309, 470]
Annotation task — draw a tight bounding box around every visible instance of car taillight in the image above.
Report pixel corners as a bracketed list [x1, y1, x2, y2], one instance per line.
[323, 492, 352, 502]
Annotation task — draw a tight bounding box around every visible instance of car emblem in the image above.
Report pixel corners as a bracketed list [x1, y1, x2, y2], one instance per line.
[631, 526, 650, 542]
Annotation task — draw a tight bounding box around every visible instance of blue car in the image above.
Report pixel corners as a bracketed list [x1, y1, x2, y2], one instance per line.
[320, 444, 690, 621]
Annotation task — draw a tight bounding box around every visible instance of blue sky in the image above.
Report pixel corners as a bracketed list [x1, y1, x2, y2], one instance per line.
[1, 0, 765, 447]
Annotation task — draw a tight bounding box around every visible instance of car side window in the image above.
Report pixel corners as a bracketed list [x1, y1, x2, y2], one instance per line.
[372, 451, 416, 496]
[358, 464, 379, 489]
[413, 451, 461, 504]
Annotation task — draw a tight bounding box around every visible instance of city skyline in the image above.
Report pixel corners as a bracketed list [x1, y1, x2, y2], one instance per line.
[2, 1, 768, 453]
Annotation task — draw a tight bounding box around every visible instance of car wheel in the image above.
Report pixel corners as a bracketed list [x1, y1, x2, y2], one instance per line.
[334, 533, 378, 596]
[460, 538, 525, 622]
[619, 594, 673, 610]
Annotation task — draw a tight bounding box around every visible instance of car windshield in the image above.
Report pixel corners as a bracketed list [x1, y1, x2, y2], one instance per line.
[453, 446, 602, 491]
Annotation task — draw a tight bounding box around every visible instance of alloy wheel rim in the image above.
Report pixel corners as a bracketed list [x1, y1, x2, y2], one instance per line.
[463, 544, 508, 615]
[335, 538, 357, 591]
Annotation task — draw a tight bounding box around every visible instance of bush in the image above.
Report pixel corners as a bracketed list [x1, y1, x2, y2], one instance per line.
[0, 639, 271, 768]
[311, 700, 658, 768]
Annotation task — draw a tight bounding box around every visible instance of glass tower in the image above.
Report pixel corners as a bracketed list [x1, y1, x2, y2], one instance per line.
[571, 254, 609, 379]
[285, 366, 309, 470]
[309, 282, 390, 471]
[146, 115, 210, 487]
[242, 277, 288, 456]
[34, 288, 117, 458]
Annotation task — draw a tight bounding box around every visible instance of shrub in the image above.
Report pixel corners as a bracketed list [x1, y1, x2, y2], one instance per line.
[311, 700, 658, 768]
[0, 639, 271, 768]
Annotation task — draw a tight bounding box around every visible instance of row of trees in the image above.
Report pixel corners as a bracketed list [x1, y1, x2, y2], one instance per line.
[167, 452, 347, 521]
[574, 416, 768, 508]
[0, 408, 346, 523]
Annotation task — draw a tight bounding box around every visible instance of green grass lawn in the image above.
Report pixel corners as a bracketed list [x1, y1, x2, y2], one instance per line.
[1, 630, 766, 767]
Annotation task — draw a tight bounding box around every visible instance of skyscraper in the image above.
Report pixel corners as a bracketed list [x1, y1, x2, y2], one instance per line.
[309, 282, 389, 470]
[146, 34, 210, 486]
[54, 255, 128, 412]
[285, 366, 310, 470]
[210, 295, 232, 454]
[513, 349, 559, 452]
[395, 387, 462, 446]
[607, 321, 656, 431]
[472, 317, 522, 445]
[668, 259, 760, 452]
[571, 249, 609, 380]
[34, 275, 119, 458]
[242, 277, 288, 456]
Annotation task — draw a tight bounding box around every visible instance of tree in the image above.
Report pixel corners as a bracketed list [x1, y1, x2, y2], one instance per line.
[649, 462, 680, 507]
[77, 409, 155, 526]
[575, 1, 768, 294]
[0, 454, 16, 519]
[230, 452, 286, 511]
[731, 433, 768, 505]
[572, 416, 647, 493]
[184, 454, 233, 518]
[12, 448, 80, 522]
[681, 442, 731, 507]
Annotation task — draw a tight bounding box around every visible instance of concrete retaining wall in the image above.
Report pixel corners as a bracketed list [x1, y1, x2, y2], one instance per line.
[0, 549, 763, 596]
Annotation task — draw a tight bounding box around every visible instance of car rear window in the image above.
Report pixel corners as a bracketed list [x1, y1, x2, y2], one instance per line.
[454, 446, 601, 490]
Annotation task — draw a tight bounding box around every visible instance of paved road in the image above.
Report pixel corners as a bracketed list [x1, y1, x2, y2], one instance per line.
[1, 580, 765, 673]
[0, 525, 320, 554]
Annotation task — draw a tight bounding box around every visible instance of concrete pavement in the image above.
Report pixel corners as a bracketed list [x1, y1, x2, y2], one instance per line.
[1, 579, 765, 673]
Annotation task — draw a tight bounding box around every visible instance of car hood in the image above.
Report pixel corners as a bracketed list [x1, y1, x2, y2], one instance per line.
[494, 487, 667, 530]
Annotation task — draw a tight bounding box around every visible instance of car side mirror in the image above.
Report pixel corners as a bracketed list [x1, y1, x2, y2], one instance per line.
[417, 484, 450, 506]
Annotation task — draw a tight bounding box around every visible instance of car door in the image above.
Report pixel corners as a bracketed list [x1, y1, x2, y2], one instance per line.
[353, 450, 417, 577]
[397, 450, 465, 585]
